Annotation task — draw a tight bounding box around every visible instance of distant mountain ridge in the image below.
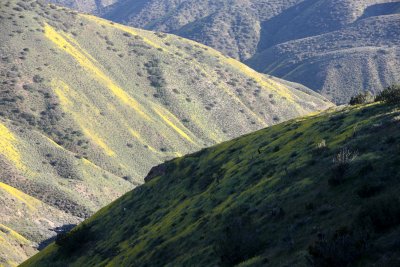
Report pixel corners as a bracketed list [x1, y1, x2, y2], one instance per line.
[46, 0, 400, 103]
[44, 0, 118, 14]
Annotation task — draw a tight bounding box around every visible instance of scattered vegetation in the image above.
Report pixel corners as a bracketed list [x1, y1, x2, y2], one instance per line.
[308, 227, 369, 267]
[23, 103, 400, 267]
[329, 147, 358, 186]
[215, 212, 263, 266]
[55, 224, 93, 254]
[0, 1, 332, 265]
[375, 85, 400, 104]
[349, 91, 374, 105]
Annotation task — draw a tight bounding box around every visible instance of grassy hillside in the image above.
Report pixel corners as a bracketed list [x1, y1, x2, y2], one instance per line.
[0, 0, 331, 265]
[0, 181, 80, 266]
[50, 0, 400, 103]
[23, 102, 400, 266]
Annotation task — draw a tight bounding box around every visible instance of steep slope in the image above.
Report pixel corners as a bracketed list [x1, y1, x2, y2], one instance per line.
[101, 0, 301, 61]
[0, 182, 80, 266]
[102, 0, 400, 61]
[48, 0, 400, 103]
[248, 14, 400, 104]
[0, 0, 331, 265]
[44, 0, 118, 14]
[0, 117, 128, 266]
[23, 102, 400, 266]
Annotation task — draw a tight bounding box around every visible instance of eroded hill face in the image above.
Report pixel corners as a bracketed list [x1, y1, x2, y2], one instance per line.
[44, 0, 117, 14]
[248, 14, 400, 104]
[22, 103, 400, 266]
[0, 0, 331, 265]
[48, 0, 400, 103]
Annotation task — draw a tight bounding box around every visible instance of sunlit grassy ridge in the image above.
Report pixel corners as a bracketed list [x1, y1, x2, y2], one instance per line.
[0, 0, 331, 265]
[0, 223, 32, 267]
[0, 122, 26, 171]
[23, 103, 400, 266]
[0, 118, 127, 266]
[0, 183, 80, 267]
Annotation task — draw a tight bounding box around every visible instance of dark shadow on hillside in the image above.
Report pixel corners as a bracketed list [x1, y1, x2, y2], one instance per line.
[37, 224, 77, 250]
[359, 2, 400, 21]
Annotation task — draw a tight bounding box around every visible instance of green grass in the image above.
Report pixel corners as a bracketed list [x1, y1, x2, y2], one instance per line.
[22, 103, 400, 266]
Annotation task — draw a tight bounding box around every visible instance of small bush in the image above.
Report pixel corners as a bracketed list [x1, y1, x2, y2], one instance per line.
[357, 195, 400, 232]
[329, 148, 358, 186]
[215, 214, 263, 266]
[375, 85, 400, 104]
[55, 224, 93, 254]
[308, 227, 369, 267]
[33, 74, 44, 83]
[349, 92, 373, 105]
[357, 183, 383, 199]
[313, 139, 328, 156]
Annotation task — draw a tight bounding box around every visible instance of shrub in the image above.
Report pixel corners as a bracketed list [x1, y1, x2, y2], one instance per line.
[329, 148, 358, 186]
[308, 227, 369, 267]
[357, 195, 400, 232]
[375, 85, 400, 104]
[215, 214, 262, 266]
[33, 74, 44, 83]
[55, 224, 93, 254]
[349, 92, 373, 105]
[313, 139, 328, 156]
[356, 183, 383, 199]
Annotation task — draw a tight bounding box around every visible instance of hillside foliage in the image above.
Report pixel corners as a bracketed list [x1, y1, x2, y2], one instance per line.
[22, 103, 400, 266]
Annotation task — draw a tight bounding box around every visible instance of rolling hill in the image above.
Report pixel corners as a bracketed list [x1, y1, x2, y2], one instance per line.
[47, 0, 400, 103]
[43, 0, 118, 14]
[22, 102, 400, 266]
[0, 0, 331, 265]
[247, 13, 400, 104]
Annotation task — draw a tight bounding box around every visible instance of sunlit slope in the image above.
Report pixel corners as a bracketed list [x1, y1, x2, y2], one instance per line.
[24, 103, 400, 266]
[0, 182, 80, 267]
[0, 118, 126, 265]
[1, 0, 331, 183]
[0, 119, 130, 217]
[0, 223, 33, 267]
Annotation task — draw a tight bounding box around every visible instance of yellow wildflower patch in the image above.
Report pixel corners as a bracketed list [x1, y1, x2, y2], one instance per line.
[152, 105, 197, 145]
[0, 123, 25, 171]
[44, 23, 150, 120]
[0, 183, 39, 210]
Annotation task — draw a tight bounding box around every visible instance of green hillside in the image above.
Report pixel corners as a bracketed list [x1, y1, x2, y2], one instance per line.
[0, 0, 331, 265]
[23, 102, 400, 266]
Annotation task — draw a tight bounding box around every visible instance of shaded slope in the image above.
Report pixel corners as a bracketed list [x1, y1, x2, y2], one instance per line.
[23, 103, 400, 266]
[0, 0, 331, 265]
